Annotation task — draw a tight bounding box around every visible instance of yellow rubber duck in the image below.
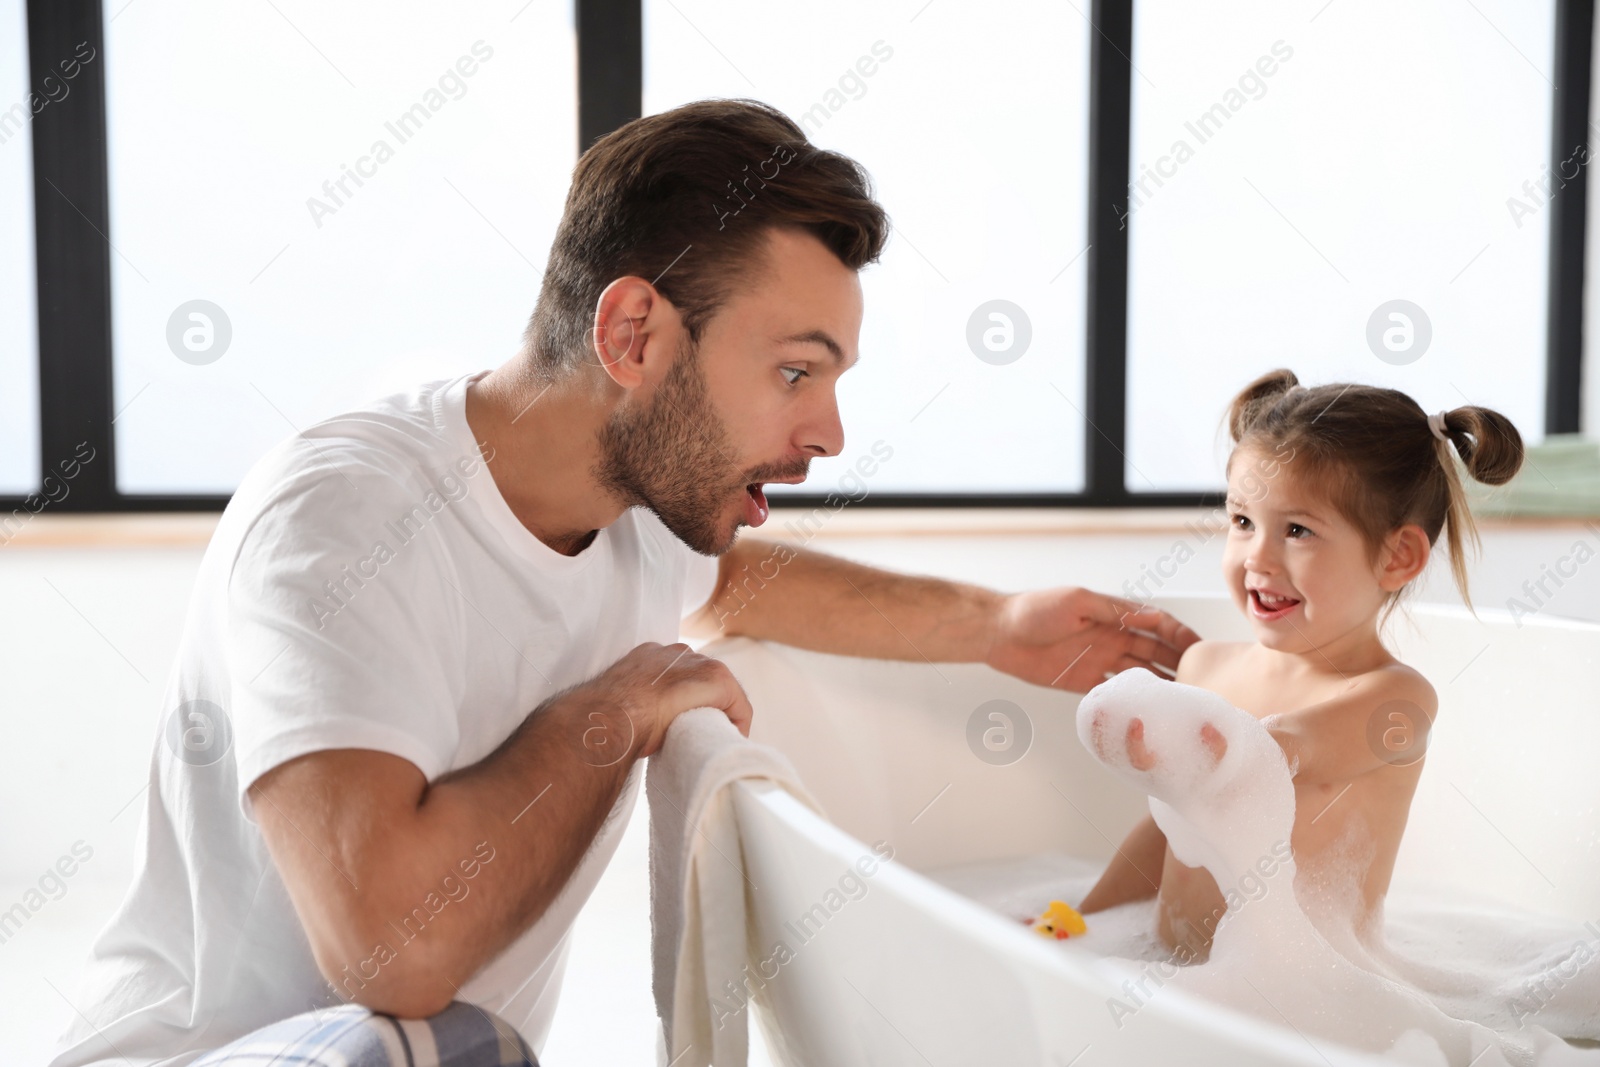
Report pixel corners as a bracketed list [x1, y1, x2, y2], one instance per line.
[1031, 900, 1088, 940]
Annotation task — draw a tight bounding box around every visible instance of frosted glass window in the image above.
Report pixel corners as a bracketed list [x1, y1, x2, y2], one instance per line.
[104, 1, 577, 492]
[1125, 0, 1554, 491]
[646, 0, 1090, 495]
[0, 0, 39, 494]
[1586, 8, 1600, 436]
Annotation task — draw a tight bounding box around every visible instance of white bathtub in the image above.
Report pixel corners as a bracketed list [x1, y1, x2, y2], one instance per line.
[705, 594, 1600, 1066]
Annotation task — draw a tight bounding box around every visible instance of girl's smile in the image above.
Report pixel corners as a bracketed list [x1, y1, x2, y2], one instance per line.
[1246, 587, 1302, 621]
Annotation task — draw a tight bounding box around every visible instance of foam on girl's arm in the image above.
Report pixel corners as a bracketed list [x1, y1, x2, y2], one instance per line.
[1262, 667, 1437, 786]
[1077, 668, 1296, 880]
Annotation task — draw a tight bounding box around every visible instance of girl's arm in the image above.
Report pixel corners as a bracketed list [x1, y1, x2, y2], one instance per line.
[1079, 814, 1168, 913]
[1078, 638, 1219, 913]
[1265, 665, 1437, 785]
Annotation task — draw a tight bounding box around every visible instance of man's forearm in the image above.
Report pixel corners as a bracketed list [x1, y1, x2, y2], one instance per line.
[266, 688, 637, 1016]
[687, 538, 1004, 663]
[409, 688, 636, 984]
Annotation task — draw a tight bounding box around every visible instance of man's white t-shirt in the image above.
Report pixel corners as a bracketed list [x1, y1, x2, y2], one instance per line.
[48, 371, 719, 1066]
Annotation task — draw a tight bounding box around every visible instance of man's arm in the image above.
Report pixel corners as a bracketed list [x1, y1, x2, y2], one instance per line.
[249, 642, 751, 1018]
[682, 537, 1200, 693]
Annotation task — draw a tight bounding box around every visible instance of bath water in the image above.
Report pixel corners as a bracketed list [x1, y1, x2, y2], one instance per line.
[934, 669, 1600, 1066]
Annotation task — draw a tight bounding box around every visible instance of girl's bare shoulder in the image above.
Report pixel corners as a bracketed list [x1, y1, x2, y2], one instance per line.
[1352, 659, 1439, 713]
[1175, 639, 1255, 684]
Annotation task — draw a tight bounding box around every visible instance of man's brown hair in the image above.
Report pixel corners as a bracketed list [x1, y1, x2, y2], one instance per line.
[524, 98, 890, 373]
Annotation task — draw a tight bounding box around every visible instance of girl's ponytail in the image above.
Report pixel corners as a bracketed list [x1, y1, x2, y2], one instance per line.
[1431, 405, 1525, 610]
[1227, 368, 1299, 442]
[1435, 406, 1525, 487]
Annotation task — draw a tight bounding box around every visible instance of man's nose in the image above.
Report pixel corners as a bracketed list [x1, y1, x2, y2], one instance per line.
[798, 393, 845, 458]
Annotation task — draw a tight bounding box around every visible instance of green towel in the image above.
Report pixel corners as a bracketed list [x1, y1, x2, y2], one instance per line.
[1465, 434, 1600, 517]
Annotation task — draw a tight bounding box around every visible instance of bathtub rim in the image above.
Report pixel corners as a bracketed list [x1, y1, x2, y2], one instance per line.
[734, 778, 1385, 1066]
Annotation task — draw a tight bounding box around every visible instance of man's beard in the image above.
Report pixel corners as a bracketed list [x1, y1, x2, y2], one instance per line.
[594, 336, 757, 556]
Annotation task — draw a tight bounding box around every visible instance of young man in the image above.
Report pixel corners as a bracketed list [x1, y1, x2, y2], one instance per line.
[50, 100, 1197, 1066]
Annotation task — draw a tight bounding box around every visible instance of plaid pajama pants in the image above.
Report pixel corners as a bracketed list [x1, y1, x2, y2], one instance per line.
[190, 1001, 539, 1066]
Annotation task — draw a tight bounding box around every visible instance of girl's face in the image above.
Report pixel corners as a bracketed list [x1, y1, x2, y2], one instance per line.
[1222, 446, 1392, 654]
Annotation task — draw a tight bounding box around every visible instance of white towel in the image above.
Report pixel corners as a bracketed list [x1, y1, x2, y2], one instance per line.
[647, 706, 820, 1067]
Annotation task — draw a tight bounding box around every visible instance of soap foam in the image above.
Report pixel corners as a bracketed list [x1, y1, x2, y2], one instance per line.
[1074, 668, 1600, 1067]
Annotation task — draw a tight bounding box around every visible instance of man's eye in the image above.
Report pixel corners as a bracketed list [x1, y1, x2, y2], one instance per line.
[780, 366, 809, 386]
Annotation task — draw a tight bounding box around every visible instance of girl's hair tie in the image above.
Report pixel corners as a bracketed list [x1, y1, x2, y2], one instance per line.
[1427, 410, 1451, 442]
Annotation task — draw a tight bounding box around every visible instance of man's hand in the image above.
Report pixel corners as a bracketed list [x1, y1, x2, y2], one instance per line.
[567, 641, 753, 762]
[984, 588, 1200, 693]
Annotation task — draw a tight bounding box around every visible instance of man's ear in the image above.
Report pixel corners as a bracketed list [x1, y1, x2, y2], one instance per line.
[1377, 524, 1431, 592]
[592, 277, 673, 391]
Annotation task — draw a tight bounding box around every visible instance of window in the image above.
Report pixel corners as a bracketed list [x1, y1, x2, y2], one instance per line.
[102, 2, 576, 492]
[1124, 0, 1556, 490]
[645, 0, 1092, 496]
[12, 1, 1590, 508]
[1, 0, 39, 494]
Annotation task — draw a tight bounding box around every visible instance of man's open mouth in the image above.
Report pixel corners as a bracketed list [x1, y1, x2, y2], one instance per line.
[737, 469, 809, 529]
[742, 483, 769, 527]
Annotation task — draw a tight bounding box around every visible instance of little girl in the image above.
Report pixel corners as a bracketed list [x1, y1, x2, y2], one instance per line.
[1077, 368, 1524, 959]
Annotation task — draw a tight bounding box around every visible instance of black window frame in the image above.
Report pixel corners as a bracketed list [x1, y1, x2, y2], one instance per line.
[15, 0, 1592, 514]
